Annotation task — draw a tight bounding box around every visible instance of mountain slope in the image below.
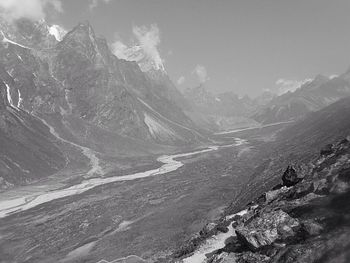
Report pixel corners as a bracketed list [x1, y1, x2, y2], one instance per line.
[0, 19, 206, 188]
[175, 97, 350, 263]
[0, 19, 202, 145]
[252, 73, 350, 124]
[0, 76, 65, 189]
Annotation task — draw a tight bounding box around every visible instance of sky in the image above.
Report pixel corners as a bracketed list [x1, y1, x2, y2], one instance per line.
[1, 0, 350, 97]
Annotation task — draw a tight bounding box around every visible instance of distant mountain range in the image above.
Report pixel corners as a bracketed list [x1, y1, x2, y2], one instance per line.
[252, 73, 350, 124]
[183, 68, 350, 130]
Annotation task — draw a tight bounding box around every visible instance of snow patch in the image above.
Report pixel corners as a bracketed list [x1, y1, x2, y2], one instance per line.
[17, 89, 23, 108]
[6, 69, 13, 77]
[48, 25, 66, 41]
[5, 83, 14, 107]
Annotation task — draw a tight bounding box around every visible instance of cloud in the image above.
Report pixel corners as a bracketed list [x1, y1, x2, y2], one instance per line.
[132, 24, 163, 69]
[329, 74, 338, 79]
[0, 0, 62, 21]
[177, 76, 185, 85]
[276, 78, 312, 95]
[111, 24, 164, 71]
[193, 64, 209, 83]
[89, 0, 111, 10]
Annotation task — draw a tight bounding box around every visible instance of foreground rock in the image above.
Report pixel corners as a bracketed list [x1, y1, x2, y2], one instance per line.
[235, 209, 299, 251]
[176, 138, 350, 263]
[282, 166, 302, 187]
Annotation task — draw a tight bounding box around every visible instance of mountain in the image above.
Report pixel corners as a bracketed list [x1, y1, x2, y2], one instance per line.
[252, 73, 350, 124]
[253, 89, 276, 106]
[0, 71, 66, 188]
[0, 18, 206, 188]
[184, 85, 255, 116]
[183, 85, 259, 131]
[0, 19, 202, 143]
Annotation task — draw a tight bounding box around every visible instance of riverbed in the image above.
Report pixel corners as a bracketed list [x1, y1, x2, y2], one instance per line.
[0, 137, 253, 263]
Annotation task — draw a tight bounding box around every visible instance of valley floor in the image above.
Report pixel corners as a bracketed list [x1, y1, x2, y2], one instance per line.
[0, 135, 255, 263]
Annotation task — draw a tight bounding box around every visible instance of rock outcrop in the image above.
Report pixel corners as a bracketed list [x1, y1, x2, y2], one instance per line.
[177, 138, 350, 263]
[235, 209, 300, 251]
[282, 166, 302, 187]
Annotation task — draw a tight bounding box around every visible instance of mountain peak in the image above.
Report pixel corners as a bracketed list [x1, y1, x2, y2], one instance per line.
[48, 24, 66, 41]
[62, 21, 98, 49]
[116, 44, 165, 73]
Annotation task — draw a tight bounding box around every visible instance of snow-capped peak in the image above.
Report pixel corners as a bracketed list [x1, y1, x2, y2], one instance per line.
[114, 43, 165, 73]
[48, 25, 66, 42]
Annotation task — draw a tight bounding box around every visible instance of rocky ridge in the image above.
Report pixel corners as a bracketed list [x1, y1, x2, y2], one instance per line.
[175, 137, 350, 263]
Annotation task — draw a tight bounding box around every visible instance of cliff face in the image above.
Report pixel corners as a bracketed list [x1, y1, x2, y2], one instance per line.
[176, 137, 350, 263]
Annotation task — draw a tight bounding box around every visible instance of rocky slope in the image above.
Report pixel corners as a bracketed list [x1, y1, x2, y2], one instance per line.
[0, 70, 65, 188]
[172, 97, 350, 262]
[0, 18, 205, 188]
[252, 73, 350, 124]
[175, 137, 350, 263]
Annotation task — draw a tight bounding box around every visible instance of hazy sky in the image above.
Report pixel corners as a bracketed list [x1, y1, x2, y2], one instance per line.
[7, 0, 350, 97]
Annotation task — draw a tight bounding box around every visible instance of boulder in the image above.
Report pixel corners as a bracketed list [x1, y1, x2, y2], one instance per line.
[282, 166, 302, 187]
[320, 143, 334, 156]
[290, 181, 313, 198]
[200, 222, 217, 236]
[301, 220, 323, 236]
[236, 210, 299, 251]
[265, 186, 289, 203]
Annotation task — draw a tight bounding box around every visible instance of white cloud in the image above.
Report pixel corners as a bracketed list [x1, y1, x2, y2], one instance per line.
[132, 24, 163, 70]
[0, 0, 62, 21]
[111, 24, 165, 71]
[193, 64, 209, 83]
[329, 74, 338, 79]
[89, 0, 111, 10]
[276, 78, 312, 95]
[177, 76, 185, 85]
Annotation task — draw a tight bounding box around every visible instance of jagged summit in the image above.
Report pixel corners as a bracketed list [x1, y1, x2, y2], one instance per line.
[116, 43, 166, 73]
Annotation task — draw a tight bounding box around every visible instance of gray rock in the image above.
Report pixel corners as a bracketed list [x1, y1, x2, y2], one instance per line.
[282, 166, 302, 187]
[301, 220, 323, 236]
[236, 210, 299, 251]
[265, 186, 289, 203]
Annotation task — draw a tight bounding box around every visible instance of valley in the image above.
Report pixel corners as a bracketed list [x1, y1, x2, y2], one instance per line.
[0, 3, 349, 263]
[0, 134, 254, 263]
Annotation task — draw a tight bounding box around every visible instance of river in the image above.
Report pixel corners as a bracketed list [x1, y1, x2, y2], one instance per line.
[0, 139, 246, 219]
